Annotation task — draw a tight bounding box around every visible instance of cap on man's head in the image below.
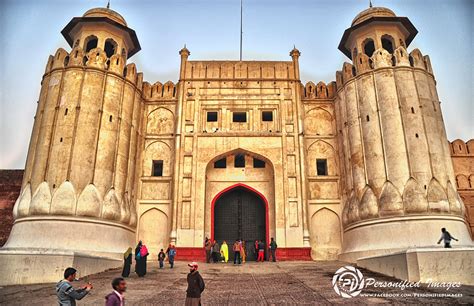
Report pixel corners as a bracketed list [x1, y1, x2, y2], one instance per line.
[188, 262, 198, 269]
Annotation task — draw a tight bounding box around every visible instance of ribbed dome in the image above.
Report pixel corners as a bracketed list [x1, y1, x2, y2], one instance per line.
[83, 7, 127, 27]
[351, 7, 396, 26]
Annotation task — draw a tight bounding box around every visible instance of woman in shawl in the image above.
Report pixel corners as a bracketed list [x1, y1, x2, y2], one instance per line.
[135, 241, 147, 277]
[122, 247, 132, 277]
[220, 240, 229, 263]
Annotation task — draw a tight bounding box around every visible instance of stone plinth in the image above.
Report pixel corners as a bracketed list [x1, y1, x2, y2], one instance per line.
[357, 247, 474, 285]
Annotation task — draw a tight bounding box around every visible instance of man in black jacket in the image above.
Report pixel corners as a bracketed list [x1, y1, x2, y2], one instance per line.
[186, 262, 205, 306]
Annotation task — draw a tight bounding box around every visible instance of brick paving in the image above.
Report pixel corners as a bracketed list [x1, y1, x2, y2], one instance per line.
[0, 260, 473, 305]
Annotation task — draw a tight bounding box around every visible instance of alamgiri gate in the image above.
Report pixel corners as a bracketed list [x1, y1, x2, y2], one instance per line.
[1, 5, 473, 286]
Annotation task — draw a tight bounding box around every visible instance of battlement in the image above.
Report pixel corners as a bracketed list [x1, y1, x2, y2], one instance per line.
[451, 139, 474, 156]
[183, 60, 297, 80]
[335, 46, 433, 90]
[301, 81, 337, 100]
[44, 47, 144, 88]
[142, 81, 178, 100]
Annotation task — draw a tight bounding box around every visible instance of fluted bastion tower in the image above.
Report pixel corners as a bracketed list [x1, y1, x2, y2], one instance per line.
[3, 8, 143, 274]
[335, 7, 472, 261]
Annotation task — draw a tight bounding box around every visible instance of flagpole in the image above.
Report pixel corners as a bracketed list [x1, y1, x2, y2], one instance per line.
[240, 0, 243, 61]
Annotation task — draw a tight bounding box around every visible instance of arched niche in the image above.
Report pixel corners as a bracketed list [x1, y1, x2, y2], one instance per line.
[143, 141, 172, 176]
[307, 140, 337, 176]
[304, 108, 334, 136]
[147, 107, 174, 135]
[310, 208, 341, 260]
[138, 208, 169, 256]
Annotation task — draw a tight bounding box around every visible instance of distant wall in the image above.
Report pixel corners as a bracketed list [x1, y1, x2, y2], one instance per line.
[0, 170, 23, 246]
[450, 139, 474, 236]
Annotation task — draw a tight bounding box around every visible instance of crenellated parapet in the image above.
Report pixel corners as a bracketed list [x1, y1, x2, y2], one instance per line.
[301, 81, 336, 100]
[334, 46, 434, 89]
[142, 80, 178, 101]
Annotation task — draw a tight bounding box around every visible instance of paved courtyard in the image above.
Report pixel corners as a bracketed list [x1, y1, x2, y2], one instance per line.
[0, 261, 473, 305]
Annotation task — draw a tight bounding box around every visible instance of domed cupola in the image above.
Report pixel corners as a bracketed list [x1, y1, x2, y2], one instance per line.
[61, 6, 141, 58]
[338, 6, 418, 59]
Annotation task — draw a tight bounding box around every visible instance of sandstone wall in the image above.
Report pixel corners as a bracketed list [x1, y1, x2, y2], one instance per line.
[0, 170, 23, 246]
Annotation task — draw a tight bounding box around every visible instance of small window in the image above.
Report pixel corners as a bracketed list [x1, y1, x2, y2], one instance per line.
[152, 160, 163, 176]
[234, 154, 245, 168]
[214, 158, 226, 168]
[207, 111, 218, 122]
[233, 112, 247, 123]
[262, 111, 273, 122]
[316, 159, 328, 176]
[381, 35, 394, 54]
[253, 158, 265, 168]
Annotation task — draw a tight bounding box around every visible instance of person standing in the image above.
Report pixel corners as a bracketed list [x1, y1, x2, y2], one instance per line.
[212, 240, 220, 263]
[185, 262, 205, 306]
[105, 277, 126, 306]
[204, 237, 212, 263]
[240, 241, 246, 263]
[166, 244, 177, 268]
[269, 237, 278, 262]
[121, 247, 132, 277]
[233, 240, 241, 265]
[220, 240, 229, 263]
[257, 240, 265, 262]
[158, 248, 166, 269]
[135, 241, 149, 277]
[437, 228, 459, 248]
[56, 267, 92, 306]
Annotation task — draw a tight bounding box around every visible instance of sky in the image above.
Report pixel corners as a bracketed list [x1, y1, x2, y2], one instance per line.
[0, 0, 472, 169]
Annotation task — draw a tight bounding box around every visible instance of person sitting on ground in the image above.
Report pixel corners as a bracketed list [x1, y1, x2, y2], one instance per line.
[437, 227, 459, 248]
[56, 267, 92, 306]
[105, 277, 127, 306]
[185, 262, 205, 306]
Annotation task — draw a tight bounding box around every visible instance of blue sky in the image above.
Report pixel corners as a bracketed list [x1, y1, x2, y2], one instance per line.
[0, 0, 472, 169]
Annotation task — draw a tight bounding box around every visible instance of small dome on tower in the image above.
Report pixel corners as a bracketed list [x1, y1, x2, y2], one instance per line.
[351, 7, 396, 26]
[83, 7, 127, 27]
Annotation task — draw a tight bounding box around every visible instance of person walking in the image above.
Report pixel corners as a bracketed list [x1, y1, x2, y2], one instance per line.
[254, 240, 259, 261]
[220, 240, 229, 263]
[105, 277, 126, 306]
[158, 248, 166, 269]
[204, 237, 212, 263]
[269, 237, 278, 262]
[233, 240, 241, 264]
[166, 244, 177, 268]
[56, 267, 92, 306]
[240, 241, 246, 263]
[121, 247, 132, 277]
[257, 240, 265, 262]
[212, 240, 220, 263]
[135, 241, 149, 277]
[437, 228, 459, 248]
[185, 262, 205, 306]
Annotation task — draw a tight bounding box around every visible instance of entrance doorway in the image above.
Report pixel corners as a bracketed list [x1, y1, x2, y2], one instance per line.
[212, 186, 267, 261]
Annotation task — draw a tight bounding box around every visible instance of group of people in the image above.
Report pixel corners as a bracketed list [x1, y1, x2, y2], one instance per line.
[205, 237, 278, 264]
[56, 262, 205, 306]
[55, 227, 459, 305]
[122, 241, 178, 278]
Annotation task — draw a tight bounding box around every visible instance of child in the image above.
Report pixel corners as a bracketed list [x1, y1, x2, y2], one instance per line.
[158, 249, 166, 268]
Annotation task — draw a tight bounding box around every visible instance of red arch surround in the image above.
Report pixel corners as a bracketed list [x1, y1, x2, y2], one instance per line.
[210, 183, 269, 248]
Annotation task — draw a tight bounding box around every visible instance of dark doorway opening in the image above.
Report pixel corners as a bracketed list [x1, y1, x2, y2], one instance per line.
[213, 187, 266, 261]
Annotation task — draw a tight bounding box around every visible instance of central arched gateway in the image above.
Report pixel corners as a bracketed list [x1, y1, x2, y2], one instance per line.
[211, 184, 269, 261]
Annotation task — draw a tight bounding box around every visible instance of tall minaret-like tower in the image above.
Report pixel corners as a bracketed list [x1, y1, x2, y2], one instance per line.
[1, 7, 143, 285]
[334, 6, 472, 261]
